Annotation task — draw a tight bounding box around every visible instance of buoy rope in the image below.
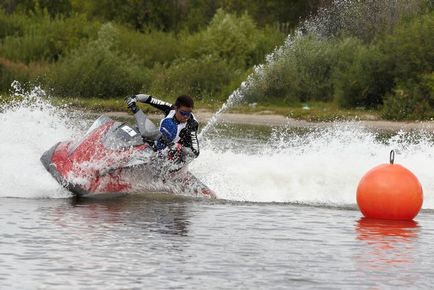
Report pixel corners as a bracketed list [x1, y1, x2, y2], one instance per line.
[390, 150, 395, 164]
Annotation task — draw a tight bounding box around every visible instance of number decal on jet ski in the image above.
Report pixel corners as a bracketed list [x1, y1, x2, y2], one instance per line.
[121, 125, 137, 137]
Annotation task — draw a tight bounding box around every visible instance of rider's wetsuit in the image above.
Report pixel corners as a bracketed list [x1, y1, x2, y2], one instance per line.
[140, 96, 200, 158]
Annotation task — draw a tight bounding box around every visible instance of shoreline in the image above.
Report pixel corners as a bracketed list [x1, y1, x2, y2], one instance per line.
[94, 110, 434, 132]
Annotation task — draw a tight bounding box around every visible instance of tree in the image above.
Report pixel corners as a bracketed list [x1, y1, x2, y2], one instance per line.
[1, 0, 72, 16]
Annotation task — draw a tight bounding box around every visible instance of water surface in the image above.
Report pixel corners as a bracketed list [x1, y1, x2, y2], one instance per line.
[2, 89, 434, 289]
[2, 196, 434, 289]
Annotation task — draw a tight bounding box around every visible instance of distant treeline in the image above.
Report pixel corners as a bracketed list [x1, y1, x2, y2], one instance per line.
[0, 6, 285, 101]
[0, 0, 433, 120]
[0, 0, 326, 32]
[246, 0, 434, 120]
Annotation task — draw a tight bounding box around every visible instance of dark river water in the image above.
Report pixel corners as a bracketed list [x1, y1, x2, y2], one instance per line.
[2, 195, 434, 289]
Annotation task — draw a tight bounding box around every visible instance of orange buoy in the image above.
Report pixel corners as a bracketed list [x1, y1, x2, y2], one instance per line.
[356, 150, 423, 220]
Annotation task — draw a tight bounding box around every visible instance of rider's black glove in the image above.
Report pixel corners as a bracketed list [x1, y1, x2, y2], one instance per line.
[125, 96, 138, 114]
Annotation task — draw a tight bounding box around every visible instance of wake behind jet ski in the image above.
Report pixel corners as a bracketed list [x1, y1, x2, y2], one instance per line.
[40, 107, 215, 199]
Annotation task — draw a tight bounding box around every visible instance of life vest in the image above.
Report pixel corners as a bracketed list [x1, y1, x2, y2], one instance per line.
[159, 110, 187, 144]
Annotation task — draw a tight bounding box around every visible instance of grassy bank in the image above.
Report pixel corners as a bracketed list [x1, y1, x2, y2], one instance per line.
[1, 93, 380, 122]
[51, 97, 384, 121]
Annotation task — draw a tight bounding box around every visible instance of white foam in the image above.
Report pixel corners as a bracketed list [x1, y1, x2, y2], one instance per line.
[1, 86, 433, 209]
[0, 83, 86, 198]
[191, 123, 434, 208]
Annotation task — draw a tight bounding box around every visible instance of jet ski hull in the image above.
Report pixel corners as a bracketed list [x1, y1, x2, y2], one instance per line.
[41, 141, 89, 196]
[40, 115, 215, 199]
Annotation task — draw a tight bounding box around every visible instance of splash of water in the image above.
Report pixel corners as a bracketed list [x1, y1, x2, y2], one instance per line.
[0, 84, 215, 199]
[0, 82, 88, 198]
[1, 84, 434, 209]
[192, 123, 434, 208]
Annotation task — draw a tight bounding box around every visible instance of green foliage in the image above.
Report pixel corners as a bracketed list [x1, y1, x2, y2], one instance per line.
[112, 25, 180, 68]
[70, 0, 184, 31]
[243, 8, 434, 120]
[65, 0, 319, 32]
[338, 0, 426, 43]
[138, 9, 284, 102]
[378, 11, 434, 119]
[48, 24, 145, 98]
[382, 79, 434, 120]
[202, 9, 259, 67]
[0, 12, 99, 63]
[150, 55, 239, 102]
[322, 9, 433, 112]
[252, 26, 285, 65]
[244, 35, 337, 104]
[424, 72, 434, 95]
[379, 11, 434, 83]
[1, 1, 432, 121]
[217, 0, 323, 28]
[0, 57, 30, 91]
[0, 0, 72, 16]
[0, 8, 23, 38]
[0, 57, 49, 92]
[290, 35, 337, 102]
[332, 40, 393, 108]
[0, 8, 283, 98]
[181, 9, 284, 68]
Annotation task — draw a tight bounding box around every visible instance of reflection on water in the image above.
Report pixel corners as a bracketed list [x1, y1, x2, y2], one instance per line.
[356, 217, 419, 241]
[55, 194, 192, 237]
[354, 217, 420, 278]
[0, 196, 202, 289]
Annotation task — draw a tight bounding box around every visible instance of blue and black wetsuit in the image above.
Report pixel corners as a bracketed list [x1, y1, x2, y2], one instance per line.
[142, 96, 200, 158]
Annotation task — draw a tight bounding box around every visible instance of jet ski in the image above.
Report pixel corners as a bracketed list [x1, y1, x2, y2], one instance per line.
[40, 110, 215, 199]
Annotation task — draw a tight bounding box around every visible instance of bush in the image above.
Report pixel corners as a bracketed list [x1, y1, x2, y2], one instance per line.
[112, 25, 180, 68]
[337, 0, 425, 42]
[333, 11, 433, 110]
[0, 11, 99, 63]
[382, 78, 434, 120]
[48, 24, 146, 98]
[332, 39, 393, 108]
[0, 57, 31, 92]
[150, 55, 239, 102]
[290, 35, 337, 102]
[0, 57, 49, 93]
[0, 9, 24, 39]
[242, 48, 300, 104]
[377, 11, 434, 119]
[379, 11, 434, 83]
[181, 9, 284, 68]
[242, 34, 337, 104]
[241, 49, 289, 104]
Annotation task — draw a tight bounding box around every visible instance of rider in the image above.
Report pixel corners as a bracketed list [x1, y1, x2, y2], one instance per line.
[125, 94, 200, 165]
